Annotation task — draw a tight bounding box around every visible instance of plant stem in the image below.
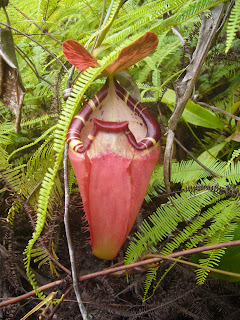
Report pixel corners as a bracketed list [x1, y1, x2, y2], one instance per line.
[174, 137, 218, 177]
[90, 0, 106, 54]
[2, 239, 240, 308]
[164, 3, 226, 193]
[9, 2, 62, 44]
[143, 254, 240, 279]
[197, 101, 240, 121]
[63, 143, 88, 320]
[47, 286, 73, 319]
[0, 21, 68, 73]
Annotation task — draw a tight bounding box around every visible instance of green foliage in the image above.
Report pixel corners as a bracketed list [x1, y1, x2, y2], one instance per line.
[0, 117, 63, 300]
[225, 0, 240, 52]
[37, 0, 58, 21]
[206, 223, 240, 282]
[0, 0, 239, 303]
[162, 88, 226, 129]
[31, 244, 59, 276]
[125, 153, 240, 299]
[6, 198, 23, 224]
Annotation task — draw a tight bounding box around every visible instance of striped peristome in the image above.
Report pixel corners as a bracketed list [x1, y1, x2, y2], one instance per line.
[66, 81, 109, 152]
[114, 79, 160, 150]
[66, 78, 161, 152]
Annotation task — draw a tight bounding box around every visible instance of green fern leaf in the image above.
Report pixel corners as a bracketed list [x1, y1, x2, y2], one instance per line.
[87, 0, 122, 47]
[225, 0, 240, 52]
[143, 262, 176, 302]
[106, 0, 189, 48]
[150, 0, 228, 34]
[38, 0, 58, 21]
[143, 266, 158, 300]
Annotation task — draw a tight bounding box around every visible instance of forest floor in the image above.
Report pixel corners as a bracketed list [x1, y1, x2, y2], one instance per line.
[1, 191, 240, 320]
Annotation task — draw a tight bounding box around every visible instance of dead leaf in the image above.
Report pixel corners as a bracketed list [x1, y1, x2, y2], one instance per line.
[0, 27, 25, 132]
[231, 131, 240, 142]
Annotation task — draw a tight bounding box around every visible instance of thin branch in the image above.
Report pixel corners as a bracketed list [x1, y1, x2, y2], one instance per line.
[184, 120, 217, 158]
[47, 286, 73, 319]
[90, 0, 106, 54]
[9, 2, 62, 44]
[143, 254, 239, 279]
[0, 279, 63, 308]
[164, 4, 226, 193]
[15, 44, 53, 86]
[164, 129, 174, 189]
[3, 5, 11, 26]
[67, 66, 75, 88]
[2, 239, 240, 308]
[60, 61, 88, 319]
[197, 101, 240, 121]
[63, 143, 88, 320]
[159, 110, 219, 178]
[172, 26, 185, 46]
[174, 137, 218, 177]
[0, 21, 68, 73]
[79, 240, 240, 280]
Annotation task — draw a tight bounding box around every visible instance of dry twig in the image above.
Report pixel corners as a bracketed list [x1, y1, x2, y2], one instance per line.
[164, 4, 226, 192]
[1, 239, 240, 309]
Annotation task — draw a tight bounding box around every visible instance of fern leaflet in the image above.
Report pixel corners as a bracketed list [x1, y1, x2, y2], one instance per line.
[225, 0, 240, 52]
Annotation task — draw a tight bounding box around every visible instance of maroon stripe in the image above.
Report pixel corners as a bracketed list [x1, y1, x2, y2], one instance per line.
[67, 78, 161, 153]
[93, 118, 129, 132]
[114, 79, 161, 150]
[66, 80, 109, 152]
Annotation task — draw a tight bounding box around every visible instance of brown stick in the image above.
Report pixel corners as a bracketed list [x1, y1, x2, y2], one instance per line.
[164, 4, 226, 193]
[174, 137, 218, 177]
[1, 239, 240, 308]
[47, 286, 73, 319]
[9, 2, 62, 44]
[0, 21, 68, 73]
[0, 279, 63, 308]
[63, 143, 88, 320]
[197, 101, 240, 122]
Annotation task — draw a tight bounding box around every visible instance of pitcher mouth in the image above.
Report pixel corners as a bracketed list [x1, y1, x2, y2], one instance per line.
[67, 78, 160, 154]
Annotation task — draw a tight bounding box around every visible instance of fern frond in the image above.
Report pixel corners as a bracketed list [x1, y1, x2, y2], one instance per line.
[24, 143, 62, 203]
[87, 0, 122, 47]
[171, 158, 227, 183]
[68, 166, 76, 194]
[150, 0, 227, 34]
[162, 199, 236, 255]
[0, 122, 14, 145]
[146, 158, 227, 201]
[1, 165, 26, 193]
[125, 190, 219, 264]
[38, 0, 58, 22]
[137, 37, 180, 84]
[7, 199, 23, 224]
[105, 0, 197, 49]
[113, 0, 188, 31]
[31, 246, 50, 266]
[225, 0, 240, 52]
[31, 244, 59, 276]
[0, 146, 9, 171]
[127, 148, 240, 297]
[228, 148, 240, 163]
[143, 266, 158, 300]
[224, 161, 240, 184]
[195, 205, 238, 284]
[8, 125, 57, 161]
[1, 115, 58, 135]
[143, 262, 176, 302]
